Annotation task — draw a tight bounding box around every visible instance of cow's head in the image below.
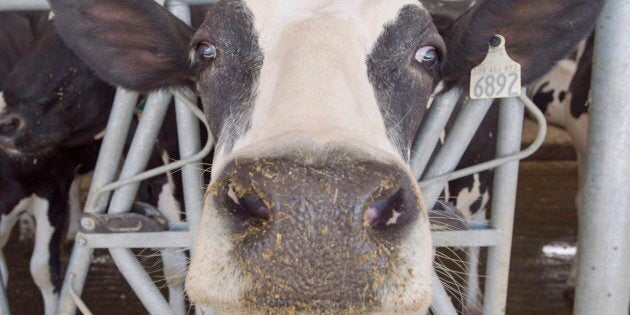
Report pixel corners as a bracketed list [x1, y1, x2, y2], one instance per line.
[50, 0, 601, 313]
[0, 21, 114, 159]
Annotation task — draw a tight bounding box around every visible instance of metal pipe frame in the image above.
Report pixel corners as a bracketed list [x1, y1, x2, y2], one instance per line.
[56, 89, 139, 315]
[421, 98, 494, 209]
[574, 0, 630, 313]
[0, 268, 9, 315]
[482, 97, 524, 314]
[0, 0, 219, 11]
[3, 0, 622, 314]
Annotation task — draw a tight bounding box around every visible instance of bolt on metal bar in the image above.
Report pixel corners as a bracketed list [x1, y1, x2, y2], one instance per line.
[482, 96, 524, 314]
[574, 0, 630, 313]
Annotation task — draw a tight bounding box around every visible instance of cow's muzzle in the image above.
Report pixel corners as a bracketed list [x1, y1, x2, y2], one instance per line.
[203, 145, 426, 312]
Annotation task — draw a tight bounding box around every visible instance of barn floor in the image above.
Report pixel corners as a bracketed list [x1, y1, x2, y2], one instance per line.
[3, 123, 580, 315]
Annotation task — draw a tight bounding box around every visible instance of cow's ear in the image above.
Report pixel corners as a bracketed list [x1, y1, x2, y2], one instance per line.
[439, 0, 604, 86]
[50, 0, 194, 92]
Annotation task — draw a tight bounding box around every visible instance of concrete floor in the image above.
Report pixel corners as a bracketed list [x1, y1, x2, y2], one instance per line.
[3, 122, 581, 315]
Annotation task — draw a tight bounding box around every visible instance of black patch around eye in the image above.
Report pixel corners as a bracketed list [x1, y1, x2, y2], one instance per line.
[367, 5, 444, 159]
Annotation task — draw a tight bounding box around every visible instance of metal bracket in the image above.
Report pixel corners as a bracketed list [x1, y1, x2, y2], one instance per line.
[79, 203, 168, 234]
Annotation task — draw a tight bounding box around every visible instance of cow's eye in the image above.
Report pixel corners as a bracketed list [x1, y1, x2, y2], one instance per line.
[196, 42, 217, 61]
[415, 46, 438, 65]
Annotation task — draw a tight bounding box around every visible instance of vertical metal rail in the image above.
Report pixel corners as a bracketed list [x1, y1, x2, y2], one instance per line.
[0, 268, 9, 315]
[421, 98, 494, 209]
[411, 88, 462, 180]
[482, 97, 524, 314]
[106, 91, 173, 315]
[574, 0, 630, 313]
[167, 4, 204, 315]
[56, 89, 139, 315]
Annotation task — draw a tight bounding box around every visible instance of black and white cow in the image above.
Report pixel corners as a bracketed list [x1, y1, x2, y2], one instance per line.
[529, 33, 594, 301]
[50, 0, 602, 313]
[0, 7, 217, 313]
[0, 16, 115, 314]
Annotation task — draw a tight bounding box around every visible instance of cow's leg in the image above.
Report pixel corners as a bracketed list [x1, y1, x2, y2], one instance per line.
[0, 197, 32, 286]
[29, 196, 64, 315]
[157, 181, 187, 315]
[18, 212, 35, 242]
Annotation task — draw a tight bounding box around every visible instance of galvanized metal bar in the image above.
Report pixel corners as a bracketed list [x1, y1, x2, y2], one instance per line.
[418, 94, 547, 188]
[421, 98, 494, 209]
[85, 90, 140, 213]
[161, 248, 187, 315]
[431, 272, 458, 315]
[108, 91, 172, 214]
[109, 248, 173, 315]
[172, 87, 207, 243]
[79, 232, 192, 248]
[483, 97, 524, 314]
[411, 88, 462, 180]
[0, 272, 9, 315]
[574, 0, 630, 313]
[104, 91, 174, 314]
[0, 0, 219, 11]
[57, 89, 139, 315]
[164, 5, 199, 315]
[77, 229, 499, 249]
[432, 229, 499, 247]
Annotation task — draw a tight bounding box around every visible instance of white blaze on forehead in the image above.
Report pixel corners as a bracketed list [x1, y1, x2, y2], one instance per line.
[212, 0, 425, 176]
[244, 0, 423, 52]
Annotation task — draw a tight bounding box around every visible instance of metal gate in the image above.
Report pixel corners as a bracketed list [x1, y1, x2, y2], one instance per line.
[0, 0, 627, 314]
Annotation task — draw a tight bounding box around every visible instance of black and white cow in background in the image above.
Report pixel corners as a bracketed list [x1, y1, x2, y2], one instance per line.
[529, 33, 594, 300]
[50, 0, 601, 313]
[0, 14, 115, 314]
[0, 7, 215, 313]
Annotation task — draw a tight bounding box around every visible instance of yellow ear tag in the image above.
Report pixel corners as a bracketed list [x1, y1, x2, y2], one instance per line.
[470, 35, 521, 99]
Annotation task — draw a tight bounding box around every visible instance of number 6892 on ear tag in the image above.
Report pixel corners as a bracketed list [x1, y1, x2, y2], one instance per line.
[470, 35, 521, 99]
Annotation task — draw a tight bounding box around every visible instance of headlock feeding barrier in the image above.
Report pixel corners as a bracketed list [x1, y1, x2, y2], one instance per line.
[0, 0, 628, 314]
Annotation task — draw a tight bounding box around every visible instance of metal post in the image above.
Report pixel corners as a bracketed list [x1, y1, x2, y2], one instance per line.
[411, 88, 462, 180]
[56, 89, 139, 315]
[430, 272, 458, 315]
[483, 97, 524, 314]
[421, 98, 493, 209]
[574, 0, 630, 313]
[109, 248, 173, 315]
[0, 270, 9, 315]
[106, 91, 173, 314]
[108, 91, 172, 214]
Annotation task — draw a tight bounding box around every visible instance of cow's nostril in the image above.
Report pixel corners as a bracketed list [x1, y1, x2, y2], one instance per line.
[0, 114, 23, 137]
[365, 189, 405, 228]
[226, 183, 272, 221]
[239, 195, 272, 220]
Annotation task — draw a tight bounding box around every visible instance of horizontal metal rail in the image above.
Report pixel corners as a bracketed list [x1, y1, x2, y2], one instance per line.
[78, 232, 193, 249]
[76, 228, 500, 249]
[0, 0, 218, 11]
